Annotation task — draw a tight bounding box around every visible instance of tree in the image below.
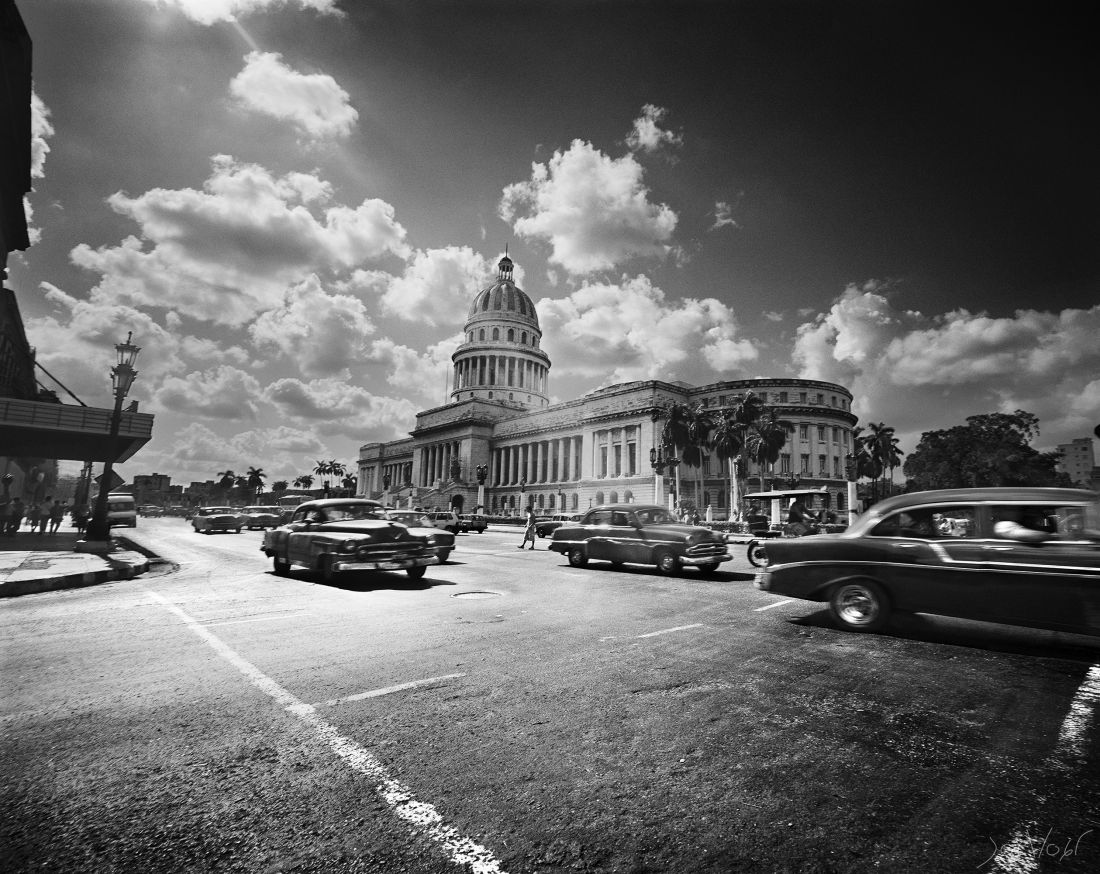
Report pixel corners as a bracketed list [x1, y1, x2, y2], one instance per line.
[903, 410, 1070, 490]
[861, 422, 904, 502]
[312, 460, 332, 493]
[341, 474, 357, 496]
[216, 469, 235, 502]
[294, 474, 314, 491]
[710, 391, 767, 517]
[653, 401, 712, 512]
[744, 410, 790, 494]
[271, 480, 288, 495]
[246, 466, 266, 499]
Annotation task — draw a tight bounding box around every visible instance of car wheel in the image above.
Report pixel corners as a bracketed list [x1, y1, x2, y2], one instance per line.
[273, 556, 291, 577]
[235, 528, 242, 533]
[406, 565, 427, 581]
[747, 540, 769, 568]
[447, 526, 458, 535]
[439, 550, 452, 564]
[698, 561, 721, 575]
[567, 548, 588, 568]
[655, 549, 679, 575]
[828, 579, 891, 632]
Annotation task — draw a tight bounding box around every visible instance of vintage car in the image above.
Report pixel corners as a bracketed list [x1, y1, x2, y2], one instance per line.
[549, 503, 732, 575]
[191, 506, 242, 534]
[262, 498, 442, 581]
[755, 487, 1100, 635]
[458, 513, 488, 533]
[240, 505, 283, 530]
[386, 509, 455, 563]
[535, 513, 583, 538]
[424, 510, 461, 534]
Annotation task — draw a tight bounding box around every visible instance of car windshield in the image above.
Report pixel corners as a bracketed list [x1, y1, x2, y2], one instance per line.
[244, 506, 279, 514]
[634, 508, 674, 526]
[319, 504, 387, 522]
[201, 507, 234, 515]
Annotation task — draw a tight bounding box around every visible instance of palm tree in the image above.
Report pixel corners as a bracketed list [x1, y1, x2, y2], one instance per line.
[246, 466, 266, 499]
[653, 401, 699, 513]
[294, 474, 314, 491]
[868, 422, 904, 497]
[312, 459, 331, 493]
[341, 474, 357, 496]
[744, 410, 790, 495]
[216, 469, 235, 502]
[271, 480, 288, 495]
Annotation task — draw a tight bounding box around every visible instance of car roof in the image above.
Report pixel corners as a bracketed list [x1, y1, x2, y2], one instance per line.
[587, 504, 665, 513]
[294, 498, 384, 510]
[870, 487, 1097, 515]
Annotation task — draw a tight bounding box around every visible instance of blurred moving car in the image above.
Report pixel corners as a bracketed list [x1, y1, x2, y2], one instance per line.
[240, 505, 283, 530]
[262, 498, 442, 581]
[138, 505, 164, 517]
[387, 509, 455, 563]
[425, 510, 460, 534]
[191, 506, 242, 534]
[458, 513, 488, 533]
[106, 493, 137, 528]
[535, 513, 583, 538]
[549, 504, 732, 575]
[756, 487, 1100, 635]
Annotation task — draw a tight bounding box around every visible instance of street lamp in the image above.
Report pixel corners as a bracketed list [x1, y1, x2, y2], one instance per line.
[557, 489, 565, 512]
[519, 476, 527, 516]
[650, 444, 679, 512]
[83, 333, 140, 546]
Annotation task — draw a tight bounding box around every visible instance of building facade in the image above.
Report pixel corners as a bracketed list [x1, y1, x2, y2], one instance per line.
[359, 258, 857, 518]
[1056, 438, 1099, 490]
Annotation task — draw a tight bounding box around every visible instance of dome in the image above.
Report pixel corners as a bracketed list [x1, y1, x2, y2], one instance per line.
[466, 257, 540, 330]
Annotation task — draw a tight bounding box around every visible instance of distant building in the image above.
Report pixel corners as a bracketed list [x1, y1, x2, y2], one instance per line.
[359, 257, 858, 518]
[132, 472, 172, 507]
[1056, 438, 1098, 489]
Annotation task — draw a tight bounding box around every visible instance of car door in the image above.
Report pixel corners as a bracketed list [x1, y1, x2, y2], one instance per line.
[606, 510, 648, 564]
[584, 510, 616, 560]
[983, 502, 1100, 634]
[864, 504, 988, 619]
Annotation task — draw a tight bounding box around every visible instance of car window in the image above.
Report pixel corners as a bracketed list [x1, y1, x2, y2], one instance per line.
[611, 511, 631, 526]
[588, 510, 613, 525]
[323, 505, 386, 522]
[635, 508, 673, 526]
[871, 506, 977, 539]
[990, 504, 1061, 539]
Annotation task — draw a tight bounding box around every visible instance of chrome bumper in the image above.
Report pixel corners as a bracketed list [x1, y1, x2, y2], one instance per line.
[331, 554, 440, 572]
[680, 551, 732, 566]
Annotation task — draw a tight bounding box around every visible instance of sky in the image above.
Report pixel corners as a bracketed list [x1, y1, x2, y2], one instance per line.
[10, 0, 1099, 489]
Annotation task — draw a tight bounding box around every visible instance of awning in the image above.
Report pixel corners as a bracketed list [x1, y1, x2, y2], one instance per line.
[0, 397, 153, 463]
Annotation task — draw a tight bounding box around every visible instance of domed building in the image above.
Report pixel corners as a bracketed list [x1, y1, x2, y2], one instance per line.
[358, 256, 858, 518]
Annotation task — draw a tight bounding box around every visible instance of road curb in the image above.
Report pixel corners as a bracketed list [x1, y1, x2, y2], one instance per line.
[0, 546, 151, 599]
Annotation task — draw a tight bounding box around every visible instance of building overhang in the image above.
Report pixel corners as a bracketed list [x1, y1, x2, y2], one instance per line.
[0, 397, 154, 462]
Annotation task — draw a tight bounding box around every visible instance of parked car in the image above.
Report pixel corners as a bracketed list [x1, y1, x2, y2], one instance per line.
[549, 504, 732, 575]
[755, 487, 1100, 635]
[535, 513, 583, 538]
[262, 498, 442, 581]
[106, 493, 137, 528]
[387, 510, 455, 563]
[425, 510, 460, 534]
[458, 513, 488, 533]
[240, 505, 283, 530]
[191, 506, 242, 534]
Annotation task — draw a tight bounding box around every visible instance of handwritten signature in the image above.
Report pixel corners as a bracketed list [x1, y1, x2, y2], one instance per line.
[980, 827, 1093, 868]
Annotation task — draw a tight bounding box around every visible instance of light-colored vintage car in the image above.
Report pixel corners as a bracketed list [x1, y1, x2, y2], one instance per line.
[549, 504, 732, 575]
[191, 506, 242, 534]
[240, 505, 283, 530]
[261, 498, 442, 582]
[387, 510, 455, 563]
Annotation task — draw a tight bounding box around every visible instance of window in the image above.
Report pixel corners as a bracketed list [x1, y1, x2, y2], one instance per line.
[780, 453, 791, 473]
[833, 457, 841, 478]
[818, 454, 827, 475]
[817, 425, 826, 442]
[800, 454, 811, 473]
[831, 396, 837, 407]
[779, 391, 788, 403]
[799, 392, 807, 403]
[492, 328, 499, 340]
[521, 331, 527, 344]
[816, 393, 824, 404]
[832, 427, 840, 443]
[507, 329, 514, 341]
[478, 329, 485, 341]
[799, 424, 808, 441]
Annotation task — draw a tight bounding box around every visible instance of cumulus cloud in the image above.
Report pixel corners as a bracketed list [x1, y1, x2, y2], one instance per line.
[136, 0, 341, 26]
[70, 156, 408, 326]
[250, 274, 375, 377]
[367, 334, 463, 402]
[793, 283, 1100, 451]
[500, 139, 677, 275]
[625, 104, 683, 155]
[265, 377, 420, 441]
[156, 365, 266, 419]
[22, 91, 56, 244]
[538, 274, 757, 387]
[230, 51, 357, 139]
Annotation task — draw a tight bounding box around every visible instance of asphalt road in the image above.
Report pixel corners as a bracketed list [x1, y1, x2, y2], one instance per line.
[2, 519, 1099, 873]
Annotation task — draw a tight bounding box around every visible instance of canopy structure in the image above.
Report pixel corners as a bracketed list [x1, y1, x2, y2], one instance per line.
[0, 397, 153, 463]
[743, 488, 828, 500]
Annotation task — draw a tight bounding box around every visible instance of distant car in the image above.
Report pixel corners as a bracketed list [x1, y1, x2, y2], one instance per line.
[535, 513, 583, 538]
[387, 510, 455, 563]
[262, 499, 442, 582]
[755, 487, 1100, 635]
[549, 504, 732, 575]
[240, 505, 283, 530]
[138, 505, 163, 517]
[458, 513, 488, 533]
[425, 510, 460, 534]
[191, 506, 242, 534]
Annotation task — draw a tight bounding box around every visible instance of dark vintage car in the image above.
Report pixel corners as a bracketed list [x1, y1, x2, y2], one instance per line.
[535, 513, 583, 538]
[549, 503, 732, 575]
[386, 510, 455, 563]
[240, 505, 283, 530]
[262, 499, 443, 582]
[755, 487, 1100, 635]
[458, 513, 488, 533]
[191, 506, 242, 534]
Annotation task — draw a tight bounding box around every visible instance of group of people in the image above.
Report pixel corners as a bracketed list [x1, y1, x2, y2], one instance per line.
[0, 498, 88, 535]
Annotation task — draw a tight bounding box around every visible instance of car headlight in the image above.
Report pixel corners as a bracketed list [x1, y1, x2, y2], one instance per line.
[339, 539, 359, 551]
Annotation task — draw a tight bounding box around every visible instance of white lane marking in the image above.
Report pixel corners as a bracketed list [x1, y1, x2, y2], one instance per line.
[989, 663, 1100, 873]
[635, 623, 704, 638]
[145, 591, 506, 874]
[200, 612, 310, 627]
[315, 674, 467, 708]
[754, 599, 795, 612]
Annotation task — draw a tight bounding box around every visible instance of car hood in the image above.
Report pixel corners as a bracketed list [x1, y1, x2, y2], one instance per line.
[312, 519, 420, 539]
[644, 523, 724, 541]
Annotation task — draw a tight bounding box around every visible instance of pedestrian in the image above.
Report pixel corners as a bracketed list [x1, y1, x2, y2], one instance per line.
[7, 497, 24, 534]
[691, 509, 701, 526]
[0, 499, 10, 534]
[518, 505, 537, 550]
[73, 504, 89, 535]
[49, 499, 66, 533]
[38, 497, 52, 534]
[25, 503, 42, 534]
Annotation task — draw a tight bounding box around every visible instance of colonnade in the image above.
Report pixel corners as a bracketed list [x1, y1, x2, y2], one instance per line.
[418, 440, 461, 487]
[454, 354, 547, 394]
[490, 436, 581, 486]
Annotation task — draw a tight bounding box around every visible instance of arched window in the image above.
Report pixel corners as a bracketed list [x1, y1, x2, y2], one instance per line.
[507, 328, 514, 341]
[488, 391, 493, 398]
[537, 494, 545, 508]
[521, 332, 527, 344]
[478, 329, 485, 341]
[548, 494, 555, 509]
[595, 491, 605, 505]
[492, 327, 500, 340]
[623, 490, 633, 503]
[703, 491, 710, 507]
[467, 332, 473, 343]
[609, 491, 618, 504]
[572, 494, 579, 511]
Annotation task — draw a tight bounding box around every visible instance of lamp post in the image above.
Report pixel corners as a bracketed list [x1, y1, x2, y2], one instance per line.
[557, 488, 565, 513]
[519, 477, 527, 517]
[650, 444, 679, 513]
[82, 333, 140, 548]
[475, 464, 488, 514]
[845, 453, 859, 526]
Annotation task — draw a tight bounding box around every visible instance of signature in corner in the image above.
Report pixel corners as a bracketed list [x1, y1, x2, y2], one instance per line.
[980, 827, 1093, 868]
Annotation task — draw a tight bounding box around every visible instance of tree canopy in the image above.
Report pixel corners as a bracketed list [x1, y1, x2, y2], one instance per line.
[902, 411, 1072, 490]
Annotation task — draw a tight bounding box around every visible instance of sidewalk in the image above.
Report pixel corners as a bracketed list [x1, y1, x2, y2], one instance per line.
[0, 525, 151, 598]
